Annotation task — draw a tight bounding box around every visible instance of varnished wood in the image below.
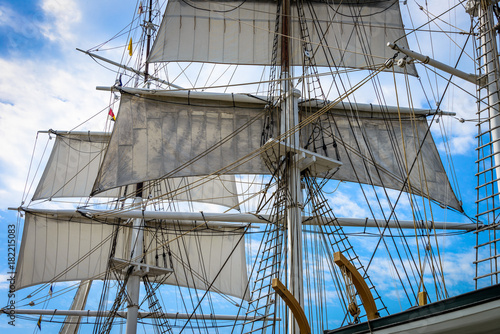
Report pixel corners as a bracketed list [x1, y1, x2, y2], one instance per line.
[272, 278, 311, 334]
[334, 252, 380, 320]
[418, 291, 428, 306]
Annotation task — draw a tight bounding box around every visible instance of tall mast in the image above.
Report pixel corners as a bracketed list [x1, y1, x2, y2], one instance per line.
[281, 0, 290, 72]
[144, 0, 153, 85]
[125, 197, 143, 334]
[125, 1, 153, 333]
[280, 0, 304, 332]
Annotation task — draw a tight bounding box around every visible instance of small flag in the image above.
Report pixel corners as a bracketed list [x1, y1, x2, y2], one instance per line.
[128, 38, 133, 56]
[138, 2, 144, 14]
[108, 108, 116, 121]
[48, 285, 53, 297]
[115, 74, 123, 87]
[37, 315, 42, 330]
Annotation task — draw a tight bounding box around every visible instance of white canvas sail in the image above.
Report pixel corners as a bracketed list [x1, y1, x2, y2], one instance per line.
[14, 1, 500, 333]
[148, 0, 417, 75]
[59, 280, 92, 334]
[15, 211, 249, 300]
[33, 132, 111, 199]
[300, 105, 462, 211]
[33, 132, 240, 209]
[93, 90, 461, 210]
[91, 91, 268, 194]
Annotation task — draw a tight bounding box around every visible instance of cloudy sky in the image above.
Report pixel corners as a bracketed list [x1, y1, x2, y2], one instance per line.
[0, 0, 487, 332]
[0, 0, 132, 209]
[0, 0, 135, 331]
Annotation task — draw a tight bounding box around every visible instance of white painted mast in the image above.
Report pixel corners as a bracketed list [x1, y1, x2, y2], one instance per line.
[280, 0, 304, 332]
[125, 1, 153, 333]
[125, 197, 143, 334]
[283, 85, 304, 334]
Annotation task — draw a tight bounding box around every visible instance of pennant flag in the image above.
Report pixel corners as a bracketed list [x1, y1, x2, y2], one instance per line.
[37, 315, 42, 330]
[48, 285, 53, 297]
[128, 38, 133, 56]
[138, 2, 144, 14]
[108, 108, 116, 121]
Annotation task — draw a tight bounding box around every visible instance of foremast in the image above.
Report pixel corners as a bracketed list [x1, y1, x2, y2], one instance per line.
[125, 199, 144, 334]
[125, 1, 152, 333]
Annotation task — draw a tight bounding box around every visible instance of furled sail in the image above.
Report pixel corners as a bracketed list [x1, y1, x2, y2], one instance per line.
[148, 0, 417, 75]
[93, 90, 461, 211]
[15, 211, 249, 300]
[33, 132, 240, 209]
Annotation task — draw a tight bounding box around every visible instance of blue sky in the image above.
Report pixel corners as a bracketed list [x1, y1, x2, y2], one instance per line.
[0, 0, 486, 332]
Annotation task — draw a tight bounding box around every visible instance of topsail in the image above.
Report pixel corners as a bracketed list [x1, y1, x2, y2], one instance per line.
[149, 0, 417, 75]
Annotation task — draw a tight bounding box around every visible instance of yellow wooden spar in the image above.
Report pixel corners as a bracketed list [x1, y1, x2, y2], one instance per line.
[334, 252, 380, 320]
[272, 278, 311, 334]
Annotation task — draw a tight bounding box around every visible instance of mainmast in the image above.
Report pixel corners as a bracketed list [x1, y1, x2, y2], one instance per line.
[280, 0, 305, 332]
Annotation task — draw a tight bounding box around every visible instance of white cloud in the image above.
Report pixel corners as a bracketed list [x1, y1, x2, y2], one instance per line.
[39, 0, 82, 43]
[437, 132, 476, 155]
[0, 1, 124, 211]
[0, 56, 112, 210]
[0, 4, 39, 35]
[0, 5, 19, 28]
[326, 189, 369, 218]
[359, 232, 478, 312]
[0, 273, 15, 290]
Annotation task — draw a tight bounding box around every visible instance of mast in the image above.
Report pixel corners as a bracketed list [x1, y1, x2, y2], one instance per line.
[144, 0, 153, 86]
[125, 1, 153, 333]
[280, 0, 304, 332]
[125, 198, 143, 334]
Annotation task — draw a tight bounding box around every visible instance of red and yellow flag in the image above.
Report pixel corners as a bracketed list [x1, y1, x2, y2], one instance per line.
[108, 108, 116, 121]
